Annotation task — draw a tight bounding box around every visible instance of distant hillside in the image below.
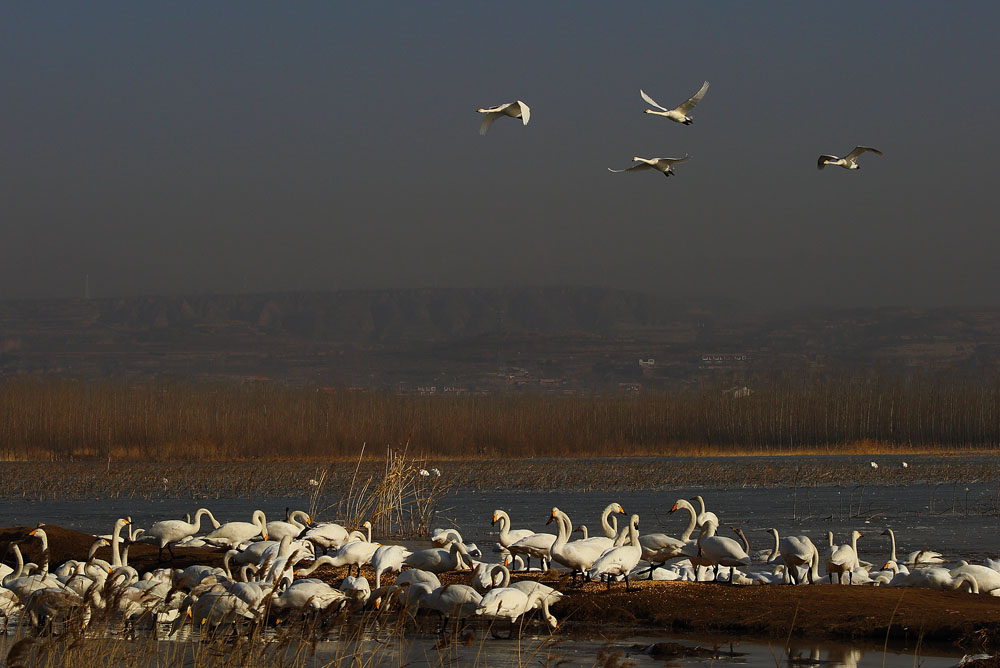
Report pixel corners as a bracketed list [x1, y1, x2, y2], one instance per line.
[1, 288, 998, 389]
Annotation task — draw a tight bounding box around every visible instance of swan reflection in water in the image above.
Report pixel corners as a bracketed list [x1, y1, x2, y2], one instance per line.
[787, 643, 862, 668]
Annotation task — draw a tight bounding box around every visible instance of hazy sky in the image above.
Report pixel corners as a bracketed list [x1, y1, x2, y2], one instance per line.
[2, 2, 998, 307]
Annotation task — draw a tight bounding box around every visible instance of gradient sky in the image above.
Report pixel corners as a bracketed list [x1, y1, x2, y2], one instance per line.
[2, 2, 998, 306]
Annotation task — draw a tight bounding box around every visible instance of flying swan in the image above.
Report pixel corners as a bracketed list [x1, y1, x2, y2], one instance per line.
[817, 146, 883, 170]
[609, 155, 690, 178]
[477, 101, 530, 135]
[640, 82, 710, 125]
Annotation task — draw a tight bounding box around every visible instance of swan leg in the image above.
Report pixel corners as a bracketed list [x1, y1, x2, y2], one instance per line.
[624, 572, 632, 592]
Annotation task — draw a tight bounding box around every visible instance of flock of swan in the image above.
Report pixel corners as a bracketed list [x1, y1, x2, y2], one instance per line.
[1, 494, 996, 641]
[0, 507, 558, 637]
[493, 496, 997, 593]
[478, 82, 883, 177]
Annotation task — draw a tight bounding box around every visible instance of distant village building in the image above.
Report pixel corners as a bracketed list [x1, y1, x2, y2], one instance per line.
[638, 358, 655, 369]
[699, 353, 750, 369]
[726, 386, 752, 398]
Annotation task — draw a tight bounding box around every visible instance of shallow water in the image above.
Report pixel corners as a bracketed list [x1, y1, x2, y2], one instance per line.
[2, 481, 997, 563]
[1, 454, 994, 667]
[0, 623, 964, 668]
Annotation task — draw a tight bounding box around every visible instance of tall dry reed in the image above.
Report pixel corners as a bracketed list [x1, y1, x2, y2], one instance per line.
[1, 374, 999, 461]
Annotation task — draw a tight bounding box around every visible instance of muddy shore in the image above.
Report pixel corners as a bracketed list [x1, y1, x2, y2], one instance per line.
[4, 524, 999, 652]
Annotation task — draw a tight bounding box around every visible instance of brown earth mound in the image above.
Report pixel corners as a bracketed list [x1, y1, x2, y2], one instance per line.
[3, 525, 999, 651]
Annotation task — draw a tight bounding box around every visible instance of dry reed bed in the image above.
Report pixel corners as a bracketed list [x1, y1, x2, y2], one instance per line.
[0, 456, 998, 503]
[3, 376, 1000, 462]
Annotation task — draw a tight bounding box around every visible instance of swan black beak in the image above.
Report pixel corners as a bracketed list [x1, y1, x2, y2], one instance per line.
[545, 516, 555, 525]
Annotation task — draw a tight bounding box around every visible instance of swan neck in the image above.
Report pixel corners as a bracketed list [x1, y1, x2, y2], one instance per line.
[491, 563, 511, 588]
[768, 530, 779, 563]
[678, 501, 698, 541]
[552, 511, 571, 550]
[112, 519, 127, 567]
[496, 513, 510, 541]
[2, 544, 23, 585]
[627, 516, 639, 547]
[600, 504, 617, 539]
[735, 530, 750, 554]
[887, 529, 897, 562]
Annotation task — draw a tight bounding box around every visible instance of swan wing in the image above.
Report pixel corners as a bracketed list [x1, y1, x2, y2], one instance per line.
[608, 163, 653, 173]
[846, 146, 883, 161]
[675, 81, 709, 114]
[640, 89, 668, 111]
[516, 100, 530, 125]
[658, 154, 691, 165]
[479, 112, 502, 136]
[478, 102, 514, 114]
[817, 155, 838, 170]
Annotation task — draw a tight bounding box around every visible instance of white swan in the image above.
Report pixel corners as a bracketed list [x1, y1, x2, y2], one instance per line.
[567, 503, 624, 556]
[404, 542, 470, 574]
[477, 100, 530, 135]
[894, 567, 978, 593]
[204, 510, 268, 547]
[475, 573, 530, 633]
[588, 514, 643, 590]
[326, 537, 382, 577]
[266, 510, 310, 542]
[507, 529, 556, 572]
[340, 575, 372, 609]
[768, 528, 817, 584]
[817, 146, 883, 170]
[430, 528, 463, 548]
[304, 522, 351, 554]
[272, 579, 348, 614]
[640, 81, 709, 125]
[372, 544, 411, 588]
[826, 530, 862, 584]
[608, 155, 690, 178]
[510, 580, 561, 630]
[492, 510, 536, 549]
[639, 498, 699, 571]
[423, 583, 483, 633]
[696, 520, 750, 583]
[396, 568, 441, 589]
[147, 508, 220, 561]
[882, 528, 944, 568]
[547, 508, 609, 584]
[950, 564, 1000, 594]
[690, 495, 720, 528]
